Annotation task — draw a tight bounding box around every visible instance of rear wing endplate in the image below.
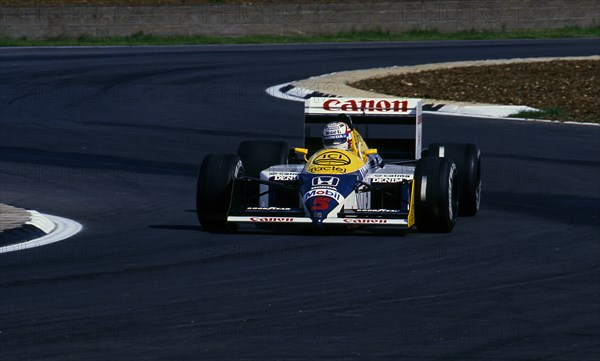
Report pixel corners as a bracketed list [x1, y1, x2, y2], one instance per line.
[304, 97, 422, 160]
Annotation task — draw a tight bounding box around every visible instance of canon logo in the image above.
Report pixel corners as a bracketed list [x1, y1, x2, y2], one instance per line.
[323, 99, 409, 113]
[249, 217, 294, 222]
[342, 219, 388, 224]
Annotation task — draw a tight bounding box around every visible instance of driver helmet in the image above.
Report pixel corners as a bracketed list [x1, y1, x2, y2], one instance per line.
[322, 121, 353, 151]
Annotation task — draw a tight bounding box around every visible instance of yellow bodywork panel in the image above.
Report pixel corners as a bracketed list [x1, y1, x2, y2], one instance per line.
[305, 149, 366, 174]
[408, 180, 416, 228]
[305, 129, 373, 175]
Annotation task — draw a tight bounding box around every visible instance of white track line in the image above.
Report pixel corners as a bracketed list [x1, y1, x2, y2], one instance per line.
[0, 214, 83, 254]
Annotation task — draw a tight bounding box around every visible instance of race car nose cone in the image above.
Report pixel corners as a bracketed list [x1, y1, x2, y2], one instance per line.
[299, 173, 355, 226]
[303, 192, 341, 225]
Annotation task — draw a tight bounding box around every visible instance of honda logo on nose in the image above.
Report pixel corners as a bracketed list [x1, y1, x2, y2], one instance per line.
[312, 176, 340, 186]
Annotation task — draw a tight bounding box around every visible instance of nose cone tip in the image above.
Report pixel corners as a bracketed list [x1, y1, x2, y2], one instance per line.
[312, 219, 326, 229]
[306, 206, 327, 224]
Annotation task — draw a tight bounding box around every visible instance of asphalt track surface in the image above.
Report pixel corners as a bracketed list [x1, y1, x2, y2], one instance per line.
[1, 39, 599, 361]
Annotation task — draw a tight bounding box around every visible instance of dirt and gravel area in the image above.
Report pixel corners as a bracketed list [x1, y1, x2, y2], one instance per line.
[351, 59, 600, 123]
[0, 204, 31, 232]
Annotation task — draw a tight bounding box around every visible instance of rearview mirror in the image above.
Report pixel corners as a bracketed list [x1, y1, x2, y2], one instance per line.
[294, 148, 309, 162]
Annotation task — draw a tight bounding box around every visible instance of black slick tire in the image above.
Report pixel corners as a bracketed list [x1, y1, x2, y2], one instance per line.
[413, 157, 459, 233]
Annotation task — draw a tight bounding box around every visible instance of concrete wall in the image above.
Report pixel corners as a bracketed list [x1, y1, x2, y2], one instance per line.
[1, 0, 598, 39]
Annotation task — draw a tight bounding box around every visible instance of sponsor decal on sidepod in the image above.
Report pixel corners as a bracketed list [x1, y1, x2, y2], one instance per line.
[370, 174, 412, 183]
[269, 172, 299, 181]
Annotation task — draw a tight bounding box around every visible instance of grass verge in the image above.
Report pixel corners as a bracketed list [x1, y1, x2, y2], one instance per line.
[509, 108, 575, 121]
[1, 26, 599, 46]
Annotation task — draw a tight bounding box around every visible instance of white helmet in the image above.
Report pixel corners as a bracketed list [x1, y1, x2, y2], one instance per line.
[323, 122, 353, 151]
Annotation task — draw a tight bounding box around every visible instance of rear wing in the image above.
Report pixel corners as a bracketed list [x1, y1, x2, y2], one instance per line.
[304, 97, 423, 160]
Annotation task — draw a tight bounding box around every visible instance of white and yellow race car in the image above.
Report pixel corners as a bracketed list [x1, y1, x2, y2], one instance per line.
[196, 97, 481, 233]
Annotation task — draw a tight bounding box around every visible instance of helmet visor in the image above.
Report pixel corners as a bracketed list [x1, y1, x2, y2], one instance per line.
[323, 135, 347, 146]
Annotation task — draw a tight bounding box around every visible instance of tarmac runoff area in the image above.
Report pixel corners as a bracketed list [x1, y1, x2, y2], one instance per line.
[3, 56, 597, 253]
[0, 203, 82, 254]
[268, 56, 600, 123]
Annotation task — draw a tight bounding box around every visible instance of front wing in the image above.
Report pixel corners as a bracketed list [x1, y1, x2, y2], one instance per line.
[228, 216, 409, 226]
[227, 208, 411, 227]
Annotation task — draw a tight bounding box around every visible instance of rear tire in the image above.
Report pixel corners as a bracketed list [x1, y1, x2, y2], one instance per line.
[237, 140, 290, 178]
[413, 157, 458, 233]
[237, 140, 290, 205]
[426, 143, 481, 216]
[196, 154, 242, 232]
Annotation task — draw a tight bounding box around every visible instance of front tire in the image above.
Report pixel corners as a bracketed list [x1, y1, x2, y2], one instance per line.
[196, 154, 242, 232]
[413, 157, 458, 233]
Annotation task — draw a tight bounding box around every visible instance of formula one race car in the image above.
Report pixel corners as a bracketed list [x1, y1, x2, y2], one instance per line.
[196, 97, 481, 233]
